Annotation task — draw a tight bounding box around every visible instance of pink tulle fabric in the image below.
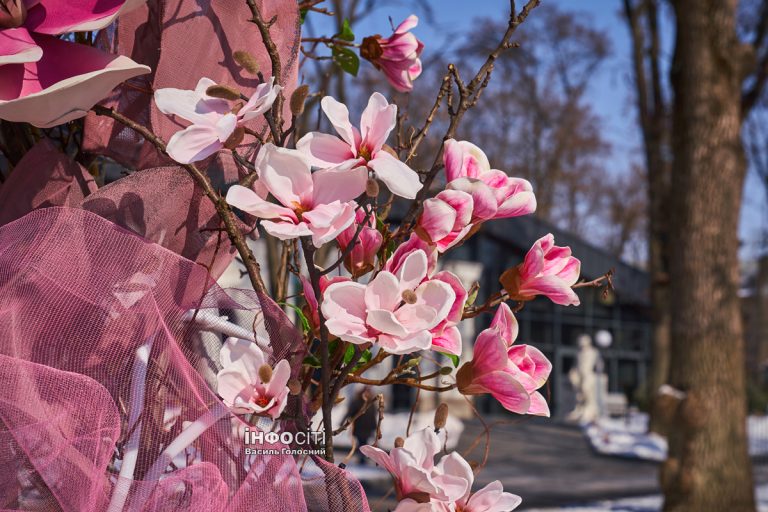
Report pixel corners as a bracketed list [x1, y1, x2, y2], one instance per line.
[82, 0, 300, 169]
[0, 207, 370, 511]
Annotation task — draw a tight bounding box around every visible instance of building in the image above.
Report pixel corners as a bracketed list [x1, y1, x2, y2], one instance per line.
[409, 214, 653, 418]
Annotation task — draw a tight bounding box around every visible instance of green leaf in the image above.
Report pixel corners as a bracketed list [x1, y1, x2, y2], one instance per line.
[332, 45, 359, 76]
[303, 354, 322, 367]
[299, 8, 308, 24]
[343, 343, 357, 365]
[352, 349, 373, 372]
[336, 18, 355, 41]
[280, 302, 310, 333]
[447, 354, 460, 368]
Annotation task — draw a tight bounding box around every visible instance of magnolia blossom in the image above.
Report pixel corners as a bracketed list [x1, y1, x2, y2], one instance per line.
[154, 77, 281, 163]
[216, 337, 290, 419]
[226, 144, 367, 247]
[418, 189, 474, 252]
[360, 15, 424, 92]
[321, 249, 456, 355]
[384, 233, 437, 277]
[0, 0, 149, 127]
[297, 92, 422, 199]
[499, 233, 581, 306]
[457, 304, 552, 416]
[444, 139, 536, 221]
[361, 429, 470, 505]
[364, 429, 521, 511]
[336, 208, 383, 277]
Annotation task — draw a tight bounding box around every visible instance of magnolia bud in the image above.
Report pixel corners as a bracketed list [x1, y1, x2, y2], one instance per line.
[288, 379, 302, 396]
[439, 366, 453, 376]
[233, 50, 259, 74]
[223, 126, 245, 149]
[290, 85, 310, 116]
[394, 437, 405, 448]
[401, 289, 417, 304]
[206, 84, 242, 101]
[258, 364, 273, 383]
[365, 178, 380, 198]
[434, 403, 449, 431]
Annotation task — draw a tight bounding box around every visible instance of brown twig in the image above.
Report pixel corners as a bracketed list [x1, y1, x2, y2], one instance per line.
[91, 105, 268, 294]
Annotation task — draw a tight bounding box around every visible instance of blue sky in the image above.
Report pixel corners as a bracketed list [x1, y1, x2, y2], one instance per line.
[310, 0, 767, 260]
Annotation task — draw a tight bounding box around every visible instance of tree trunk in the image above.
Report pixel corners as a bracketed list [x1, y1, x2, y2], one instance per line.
[662, 1, 755, 510]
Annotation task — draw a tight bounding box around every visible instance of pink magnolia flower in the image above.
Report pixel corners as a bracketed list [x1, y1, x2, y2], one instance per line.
[216, 337, 290, 419]
[155, 77, 281, 163]
[454, 481, 523, 512]
[226, 144, 367, 247]
[321, 249, 456, 355]
[381, 235, 466, 355]
[360, 428, 470, 505]
[336, 208, 383, 277]
[384, 233, 437, 277]
[0, 0, 149, 128]
[297, 92, 422, 199]
[443, 139, 536, 220]
[457, 303, 552, 416]
[360, 15, 424, 93]
[499, 233, 581, 306]
[418, 189, 474, 252]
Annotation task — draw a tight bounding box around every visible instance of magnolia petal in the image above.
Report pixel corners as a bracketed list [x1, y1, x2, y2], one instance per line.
[321, 95, 358, 148]
[378, 331, 431, 355]
[0, 35, 150, 128]
[365, 271, 402, 312]
[394, 14, 419, 34]
[527, 391, 551, 417]
[466, 481, 523, 512]
[419, 198, 457, 243]
[472, 328, 511, 374]
[367, 309, 409, 338]
[475, 371, 531, 415]
[154, 78, 231, 126]
[368, 151, 422, 199]
[220, 337, 266, 378]
[490, 302, 519, 346]
[25, 0, 128, 34]
[259, 144, 314, 207]
[360, 92, 396, 154]
[0, 28, 42, 65]
[266, 359, 292, 397]
[296, 131, 356, 168]
[216, 368, 254, 407]
[360, 445, 396, 474]
[305, 201, 357, 247]
[260, 220, 313, 240]
[226, 185, 296, 220]
[166, 124, 222, 163]
[520, 275, 581, 306]
[396, 249, 429, 292]
[312, 165, 367, 205]
[432, 325, 462, 356]
[413, 280, 455, 329]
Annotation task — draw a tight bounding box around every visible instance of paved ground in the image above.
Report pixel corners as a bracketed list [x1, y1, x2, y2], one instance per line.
[356, 417, 768, 511]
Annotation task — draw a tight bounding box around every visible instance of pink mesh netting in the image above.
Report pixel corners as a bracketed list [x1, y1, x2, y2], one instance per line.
[0, 207, 370, 511]
[83, 0, 300, 169]
[0, 139, 97, 226]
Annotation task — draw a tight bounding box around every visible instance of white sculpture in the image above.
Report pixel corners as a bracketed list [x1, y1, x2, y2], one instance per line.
[567, 334, 600, 424]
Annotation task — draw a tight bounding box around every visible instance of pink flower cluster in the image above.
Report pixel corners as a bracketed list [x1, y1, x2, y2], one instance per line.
[360, 15, 424, 93]
[361, 428, 522, 511]
[320, 234, 466, 356]
[0, 0, 150, 127]
[458, 303, 552, 416]
[418, 139, 537, 252]
[500, 233, 581, 307]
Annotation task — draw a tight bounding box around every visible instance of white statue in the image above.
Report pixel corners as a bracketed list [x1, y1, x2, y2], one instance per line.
[567, 334, 600, 424]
